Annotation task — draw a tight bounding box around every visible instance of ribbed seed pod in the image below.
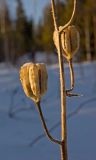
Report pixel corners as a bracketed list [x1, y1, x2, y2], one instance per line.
[61, 25, 80, 60]
[29, 64, 40, 100]
[20, 63, 48, 103]
[20, 63, 34, 98]
[36, 63, 48, 96]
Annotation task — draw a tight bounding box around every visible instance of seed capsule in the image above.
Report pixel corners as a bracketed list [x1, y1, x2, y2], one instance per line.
[36, 63, 48, 96]
[20, 63, 48, 103]
[61, 25, 80, 60]
[20, 63, 35, 98]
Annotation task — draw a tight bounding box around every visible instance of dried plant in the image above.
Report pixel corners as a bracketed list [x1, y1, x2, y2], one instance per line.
[20, 0, 80, 160]
[51, 0, 80, 159]
[20, 63, 48, 103]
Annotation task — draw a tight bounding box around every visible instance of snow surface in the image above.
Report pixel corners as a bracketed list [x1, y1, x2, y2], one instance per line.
[0, 62, 96, 160]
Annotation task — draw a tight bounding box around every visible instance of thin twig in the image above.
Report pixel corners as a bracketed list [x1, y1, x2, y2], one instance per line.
[29, 121, 60, 147]
[66, 59, 74, 93]
[36, 101, 62, 145]
[65, 59, 82, 97]
[59, 0, 77, 33]
[51, 0, 58, 31]
[66, 92, 82, 97]
[30, 96, 96, 147]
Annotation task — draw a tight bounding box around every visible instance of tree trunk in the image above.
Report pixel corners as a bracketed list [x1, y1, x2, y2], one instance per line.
[84, 15, 91, 61]
[93, 16, 96, 57]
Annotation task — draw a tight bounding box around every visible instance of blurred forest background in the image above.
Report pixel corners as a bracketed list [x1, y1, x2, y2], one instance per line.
[0, 0, 96, 65]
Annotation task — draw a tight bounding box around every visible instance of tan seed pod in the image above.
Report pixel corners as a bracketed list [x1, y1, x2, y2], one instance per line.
[20, 63, 48, 103]
[20, 63, 39, 102]
[36, 63, 48, 96]
[61, 25, 80, 60]
[29, 64, 40, 100]
[20, 63, 33, 97]
[29, 63, 48, 99]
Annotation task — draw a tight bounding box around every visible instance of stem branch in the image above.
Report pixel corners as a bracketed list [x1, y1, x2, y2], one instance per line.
[51, 0, 58, 31]
[59, 0, 77, 33]
[66, 59, 74, 93]
[36, 102, 62, 145]
[57, 33, 68, 160]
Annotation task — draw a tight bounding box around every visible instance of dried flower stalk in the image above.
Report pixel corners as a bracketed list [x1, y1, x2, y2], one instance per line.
[20, 62, 62, 145]
[20, 0, 79, 160]
[51, 0, 78, 160]
[60, 25, 80, 95]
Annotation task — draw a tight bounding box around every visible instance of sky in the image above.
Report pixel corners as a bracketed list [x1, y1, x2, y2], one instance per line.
[7, 0, 51, 23]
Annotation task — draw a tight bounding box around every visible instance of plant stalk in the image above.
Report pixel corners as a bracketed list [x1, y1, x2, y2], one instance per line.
[66, 59, 74, 93]
[36, 101, 62, 145]
[57, 32, 68, 160]
[51, 0, 68, 159]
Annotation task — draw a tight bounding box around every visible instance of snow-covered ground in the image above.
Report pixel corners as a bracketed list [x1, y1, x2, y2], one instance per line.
[0, 62, 96, 160]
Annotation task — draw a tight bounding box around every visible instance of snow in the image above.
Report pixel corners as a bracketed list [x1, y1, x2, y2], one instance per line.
[17, 52, 58, 66]
[0, 61, 96, 160]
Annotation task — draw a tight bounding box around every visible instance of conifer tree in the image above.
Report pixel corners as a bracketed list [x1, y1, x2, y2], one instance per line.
[16, 0, 32, 58]
[0, 0, 12, 62]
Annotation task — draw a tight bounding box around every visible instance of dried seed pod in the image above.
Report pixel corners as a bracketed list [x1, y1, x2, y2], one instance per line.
[20, 63, 39, 102]
[29, 63, 48, 98]
[20, 63, 48, 103]
[29, 64, 40, 100]
[36, 63, 48, 96]
[61, 25, 80, 60]
[20, 63, 33, 97]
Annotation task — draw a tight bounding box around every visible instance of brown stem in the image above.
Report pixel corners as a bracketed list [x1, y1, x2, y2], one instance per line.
[66, 59, 81, 97]
[36, 101, 62, 145]
[66, 59, 74, 93]
[51, 0, 58, 31]
[58, 33, 68, 160]
[59, 0, 77, 33]
[51, 0, 68, 159]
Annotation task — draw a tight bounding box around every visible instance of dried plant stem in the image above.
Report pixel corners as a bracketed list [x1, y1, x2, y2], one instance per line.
[57, 34, 68, 160]
[50, 0, 77, 159]
[59, 0, 77, 33]
[66, 59, 74, 93]
[36, 101, 62, 145]
[66, 60, 81, 97]
[51, 0, 58, 30]
[51, 0, 68, 159]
